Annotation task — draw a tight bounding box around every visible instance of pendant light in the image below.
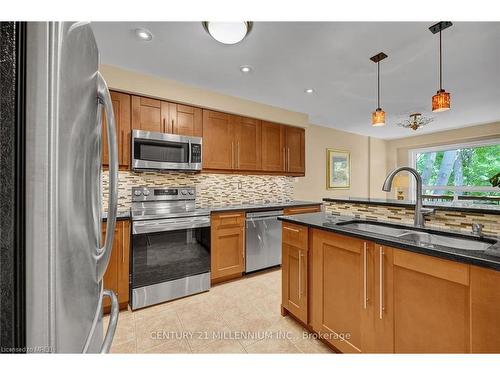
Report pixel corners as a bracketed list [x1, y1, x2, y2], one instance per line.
[370, 52, 388, 127]
[429, 21, 453, 112]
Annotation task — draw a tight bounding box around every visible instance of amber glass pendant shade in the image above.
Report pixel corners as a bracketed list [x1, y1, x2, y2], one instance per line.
[371, 108, 386, 126]
[432, 89, 451, 112]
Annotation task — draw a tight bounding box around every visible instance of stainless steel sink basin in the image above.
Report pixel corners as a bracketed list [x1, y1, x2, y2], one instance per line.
[336, 220, 496, 251]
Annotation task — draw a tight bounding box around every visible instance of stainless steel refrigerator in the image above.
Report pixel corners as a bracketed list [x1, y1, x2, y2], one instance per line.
[24, 22, 119, 353]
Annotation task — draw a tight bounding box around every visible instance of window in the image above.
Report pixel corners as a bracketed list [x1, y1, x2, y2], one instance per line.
[409, 139, 500, 205]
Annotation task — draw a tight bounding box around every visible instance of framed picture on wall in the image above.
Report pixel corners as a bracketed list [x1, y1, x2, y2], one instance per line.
[326, 149, 351, 189]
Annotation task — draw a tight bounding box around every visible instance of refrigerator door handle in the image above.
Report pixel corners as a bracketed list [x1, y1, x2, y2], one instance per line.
[100, 289, 119, 353]
[96, 72, 118, 281]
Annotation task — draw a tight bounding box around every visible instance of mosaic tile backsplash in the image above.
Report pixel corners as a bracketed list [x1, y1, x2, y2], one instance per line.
[102, 170, 294, 210]
[324, 202, 500, 236]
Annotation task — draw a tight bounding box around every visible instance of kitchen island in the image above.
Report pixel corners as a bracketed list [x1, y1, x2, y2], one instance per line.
[278, 212, 500, 353]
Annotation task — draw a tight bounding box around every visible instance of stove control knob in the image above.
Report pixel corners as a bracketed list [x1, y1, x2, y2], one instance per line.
[181, 190, 187, 195]
[143, 190, 150, 196]
[188, 191, 194, 195]
[134, 190, 142, 196]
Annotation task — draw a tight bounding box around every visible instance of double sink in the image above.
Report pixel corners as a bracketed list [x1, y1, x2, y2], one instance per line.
[335, 220, 496, 252]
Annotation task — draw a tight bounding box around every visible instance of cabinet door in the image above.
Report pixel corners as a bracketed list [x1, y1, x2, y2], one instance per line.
[202, 110, 234, 170]
[169, 103, 202, 137]
[131, 96, 168, 133]
[102, 222, 121, 310]
[392, 249, 470, 353]
[311, 230, 366, 353]
[285, 126, 305, 174]
[282, 223, 308, 324]
[117, 221, 130, 306]
[470, 266, 500, 353]
[233, 116, 262, 171]
[102, 91, 131, 169]
[211, 212, 245, 280]
[261, 121, 285, 172]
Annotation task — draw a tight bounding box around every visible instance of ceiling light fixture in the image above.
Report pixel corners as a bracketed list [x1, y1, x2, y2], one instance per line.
[239, 65, 253, 73]
[135, 28, 153, 41]
[202, 22, 253, 45]
[305, 88, 314, 94]
[397, 113, 434, 131]
[370, 52, 388, 127]
[429, 21, 453, 112]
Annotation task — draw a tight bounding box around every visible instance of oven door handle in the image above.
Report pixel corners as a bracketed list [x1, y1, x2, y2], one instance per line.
[133, 218, 210, 234]
[188, 140, 192, 164]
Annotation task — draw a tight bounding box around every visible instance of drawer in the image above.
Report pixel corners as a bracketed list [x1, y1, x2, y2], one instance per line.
[282, 222, 308, 250]
[283, 205, 321, 215]
[211, 211, 245, 229]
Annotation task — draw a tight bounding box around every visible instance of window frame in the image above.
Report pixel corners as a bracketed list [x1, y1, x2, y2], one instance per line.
[408, 138, 500, 200]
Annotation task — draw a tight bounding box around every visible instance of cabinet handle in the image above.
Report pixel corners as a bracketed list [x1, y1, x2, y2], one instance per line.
[298, 250, 302, 297]
[171, 119, 174, 133]
[284, 226, 299, 233]
[287, 148, 290, 171]
[163, 118, 166, 133]
[363, 242, 367, 310]
[120, 129, 124, 163]
[122, 244, 125, 264]
[379, 246, 384, 320]
[237, 141, 240, 168]
[231, 141, 235, 169]
[283, 147, 286, 170]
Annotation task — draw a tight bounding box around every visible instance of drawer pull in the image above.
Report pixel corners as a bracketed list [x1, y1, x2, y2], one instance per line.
[284, 226, 300, 233]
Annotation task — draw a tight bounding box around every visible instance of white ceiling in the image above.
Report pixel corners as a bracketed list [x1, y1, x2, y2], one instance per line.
[91, 22, 500, 140]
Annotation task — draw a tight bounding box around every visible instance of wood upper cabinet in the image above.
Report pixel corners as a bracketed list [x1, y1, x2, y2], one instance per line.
[282, 223, 309, 324]
[169, 103, 202, 137]
[310, 230, 368, 353]
[102, 91, 131, 169]
[470, 266, 500, 353]
[131, 96, 167, 133]
[392, 249, 470, 353]
[285, 126, 305, 174]
[102, 220, 130, 312]
[211, 211, 245, 282]
[261, 121, 285, 172]
[202, 110, 234, 170]
[233, 116, 262, 171]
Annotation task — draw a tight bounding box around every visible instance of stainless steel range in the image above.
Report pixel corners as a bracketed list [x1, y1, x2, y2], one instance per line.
[130, 186, 211, 310]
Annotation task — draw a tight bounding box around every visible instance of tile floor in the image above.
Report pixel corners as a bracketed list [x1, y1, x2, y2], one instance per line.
[104, 269, 333, 354]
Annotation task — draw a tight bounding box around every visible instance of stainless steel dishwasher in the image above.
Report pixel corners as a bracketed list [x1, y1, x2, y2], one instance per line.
[245, 210, 284, 273]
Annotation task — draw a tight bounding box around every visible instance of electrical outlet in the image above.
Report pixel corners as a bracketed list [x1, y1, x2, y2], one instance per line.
[237, 182, 243, 189]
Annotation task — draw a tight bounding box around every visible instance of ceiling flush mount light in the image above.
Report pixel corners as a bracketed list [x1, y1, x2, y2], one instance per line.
[135, 28, 153, 41]
[305, 88, 314, 94]
[370, 52, 388, 127]
[239, 65, 253, 73]
[202, 22, 253, 45]
[429, 21, 453, 112]
[397, 113, 434, 131]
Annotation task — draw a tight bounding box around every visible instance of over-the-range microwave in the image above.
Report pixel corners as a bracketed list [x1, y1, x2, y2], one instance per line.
[131, 130, 202, 172]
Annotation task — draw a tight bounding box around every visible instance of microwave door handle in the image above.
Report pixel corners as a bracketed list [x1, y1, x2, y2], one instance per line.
[96, 72, 118, 281]
[188, 140, 192, 164]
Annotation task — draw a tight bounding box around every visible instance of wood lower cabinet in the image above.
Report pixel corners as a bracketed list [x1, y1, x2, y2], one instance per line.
[282, 223, 308, 324]
[283, 205, 321, 215]
[261, 121, 285, 172]
[102, 91, 131, 169]
[102, 220, 130, 312]
[283, 225, 500, 353]
[392, 249, 470, 353]
[470, 266, 500, 353]
[285, 126, 305, 174]
[211, 211, 245, 283]
[310, 230, 367, 353]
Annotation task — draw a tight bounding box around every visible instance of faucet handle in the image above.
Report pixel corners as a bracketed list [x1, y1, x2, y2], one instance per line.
[421, 208, 435, 216]
[472, 223, 484, 236]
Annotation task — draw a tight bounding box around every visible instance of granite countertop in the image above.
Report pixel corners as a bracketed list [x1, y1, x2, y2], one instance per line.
[102, 200, 322, 221]
[278, 212, 500, 271]
[206, 200, 322, 213]
[323, 197, 500, 215]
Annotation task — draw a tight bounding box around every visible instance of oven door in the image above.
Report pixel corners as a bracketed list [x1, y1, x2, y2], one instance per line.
[131, 216, 210, 309]
[132, 130, 202, 171]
